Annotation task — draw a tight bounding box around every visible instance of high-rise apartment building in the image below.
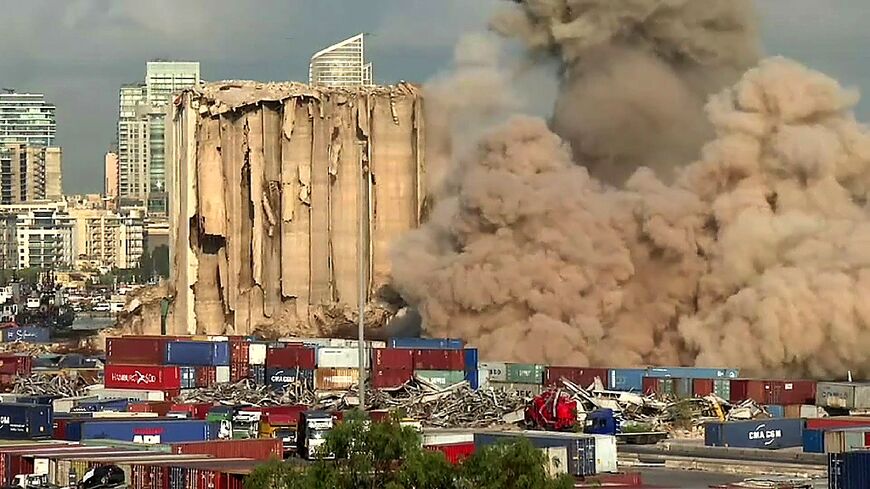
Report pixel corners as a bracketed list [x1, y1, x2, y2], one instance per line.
[0, 91, 56, 146]
[105, 151, 119, 198]
[0, 202, 75, 270]
[0, 144, 47, 204]
[44, 147, 62, 201]
[309, 34, 373, 87]
[69, 207, 144, 270]
[117, 62, 199, 213]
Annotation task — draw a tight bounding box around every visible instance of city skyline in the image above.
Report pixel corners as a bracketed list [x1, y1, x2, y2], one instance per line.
[1, 0, 868, 194]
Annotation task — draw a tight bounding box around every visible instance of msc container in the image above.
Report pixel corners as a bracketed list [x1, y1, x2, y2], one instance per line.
[487, 382, 544, 397]
[829, 450, 870, 489]
[80, 420, 217, 444]
[316, 347, 369, 369]
[645, 367, 739, 379]
[817, 382, 870, 410]
[371, 368, 413, 389]
[730, 379, 817, 405]
[474, 431, 597, 477]
[266, 345, 316, 369]
[165, 341, 230, 366]
[388, 337, 464, 350]
[544, 367, 608, 389]
[106, 337, 172, 365]
[104, 365, 181, 390]
[413, 349, 464, 370]
[91, 388, 168, 402]
[608, 369, 644, 392]
[415, 370, 465, 388]
[824, 428, 870, 454]
[2, 326, 50, 343]
[505, 364, 545, 384]
[479, 362, 507, 382]
[371, 348, 414, 370]
[249, 343, 267, 365]
[266, 368, 314, 390]
[0, 354, 32, 375]
[171, 438, 282, 460]
[314, 368, 360, 390]
[0, 403, 52, 439]
[803, 428, 824, 453]
[704, 419, 804, 449]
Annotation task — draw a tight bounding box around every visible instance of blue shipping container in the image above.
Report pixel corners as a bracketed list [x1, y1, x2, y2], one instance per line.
[14, 395, 57, 405]
[251, 365, 266, 385]
[803, 428, 823, 453]
[645, 367, 739, 379]
[830, 451, 870, 489]
[388, 337, 464, 350]
[465, 369, 479, 390]
[765, 405, 785, 418]
[2, 326, 51, 343]
[266, 368, 314, 390]
[0, 403, 52, 440]
[165, 341, 230, 366]
[71, 399, 129, 413]
[464, 348, 479, 371]
[474, 432, 596, 477]
[608, 369, 645, 392]
[80, 420, 218, 444]
[180, 366, 197, 389]
[704, 419, 804, 449]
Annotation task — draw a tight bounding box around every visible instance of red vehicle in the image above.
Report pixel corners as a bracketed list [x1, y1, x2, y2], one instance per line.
[524, 390, 578, 431]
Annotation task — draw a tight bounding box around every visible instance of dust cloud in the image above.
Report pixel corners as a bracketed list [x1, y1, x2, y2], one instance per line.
[391, 0, 870, 377]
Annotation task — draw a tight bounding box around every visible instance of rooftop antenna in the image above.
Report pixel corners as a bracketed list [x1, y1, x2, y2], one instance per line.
[1, 88, 15, 94]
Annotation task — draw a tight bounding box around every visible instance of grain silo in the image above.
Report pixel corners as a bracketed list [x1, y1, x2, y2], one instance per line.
[165, 81, 425, 336]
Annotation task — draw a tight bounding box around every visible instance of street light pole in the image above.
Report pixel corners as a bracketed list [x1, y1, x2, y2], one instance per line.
[357, 143, 367, 409]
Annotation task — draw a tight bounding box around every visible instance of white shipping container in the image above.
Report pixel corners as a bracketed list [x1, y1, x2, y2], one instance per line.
[216, 366, 230, 383]
[92, 411, 159, 418]
[0, 393, 19, 403]
[317, 347, 370, 369]
[53, 396, 99, 413]
[249, 343, 267, 365]
[423, 430, 475, 446]
[479, 362, 507, 382]
[544, 447, 569, 476]
[587, 434, 618, 473]
[90, 388, 166, 401]
[280, 338, 386, 349]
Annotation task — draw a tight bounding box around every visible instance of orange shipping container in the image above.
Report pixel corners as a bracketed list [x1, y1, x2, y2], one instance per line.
[171, 438, 282, 461]
[315, 368, 360, 390]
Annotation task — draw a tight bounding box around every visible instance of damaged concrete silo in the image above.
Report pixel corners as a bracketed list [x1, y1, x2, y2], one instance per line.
[166, 81, 425, 336]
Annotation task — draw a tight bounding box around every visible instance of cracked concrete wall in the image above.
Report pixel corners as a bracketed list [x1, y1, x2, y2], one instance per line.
[167, 82, 424, 336]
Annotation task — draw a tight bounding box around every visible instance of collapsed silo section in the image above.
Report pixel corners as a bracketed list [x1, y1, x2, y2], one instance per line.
[166, 82, 425, 336]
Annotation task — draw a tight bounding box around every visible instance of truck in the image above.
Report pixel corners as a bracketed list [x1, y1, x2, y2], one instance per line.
[259, 413, 298, 457]
[232, 408, 263, 439]
[297, 410, 334, 460]
[205, 406, 236, 439]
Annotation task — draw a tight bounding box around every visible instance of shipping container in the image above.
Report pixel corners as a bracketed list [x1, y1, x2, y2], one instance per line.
[371, 368, 413, 389]
[53, 396, 98, 414]
[474, 431, 597, 477]
[0, 403, 52, 440]
[730, 379, 817, 405]
[230, 362, 250, 383]
[585, 434, 618, 473]
[165, 341, 230, 366]
[171, 438, 282, 460]
[388, 337, 464, 350]
[196, 367, 217, 388]
[251, 365, 265, 385]
[422, 430, 474, 446]
[169, 403, 213, 420]
[543, 367, 608, 389]
[817, 382, 870, 410]
[180, 366, 197, 389]
[643, 377, 691, 397]
[249, 343, 267, 365]
[824, 428, 870, 454]
[413, 349, 464, 370]
[128, 401, 173, 417]
[2, 326, 50, 343]
[764, 405, 784, 418]
[464, 349, 478, 372]
[487, 382, 544, 397]
[704, 419, 804, 449]
[230, 341, 249, 365]
[92, 388, 170, 402]
[216, 366, 230, 383]
[607, 369, 644, 392]
[505, 364, 545, 384]
[803, 428, 823, 453]
[479, 362, 507, 383]
[807, 417, 870, 431]
[314, 368, 360, 390]
[785, 404, 822, 419]
[266, 345, 316, 369]
[414, 370, 465, 388]
[71, 399, 129, 413]
[829, 450, 870, 489]
[80, 420, 218, 444]
[465, 369, 480, 390]
[266, 368, 314, 390]
[645, 367, 739, 379]
[371, 348, 414, 370]
[106, 337, 172, 365]
[316, 347, 369, 369]
[104, 365, 181, 390]
[691, 378, 731, 400]
[426, 442, 475, 465]
[0, 354, 32, 375]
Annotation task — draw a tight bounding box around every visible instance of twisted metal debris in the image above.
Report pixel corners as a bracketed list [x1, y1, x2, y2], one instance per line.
[174, 379, 319, 406]
[13, 373, 94, 397]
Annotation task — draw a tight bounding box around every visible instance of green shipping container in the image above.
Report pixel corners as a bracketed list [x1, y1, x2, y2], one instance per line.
[713, 379, 730, 400]
[505, 363, 545, 384]
[415, 370, 466, 387]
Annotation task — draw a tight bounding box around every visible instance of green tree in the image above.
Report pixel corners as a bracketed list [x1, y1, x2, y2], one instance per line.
[245, 411, 573, 489]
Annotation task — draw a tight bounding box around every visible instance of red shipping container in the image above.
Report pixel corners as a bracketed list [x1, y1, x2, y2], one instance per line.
[171, 438, 282, 461]
[413, 349, 464, 370]
[230, 341, 249, 364]
[106, 337, 172, 365]
[372, 368, 413, 388]
[104, 364, 181, 390]
[693, 379, 714, 397]
[426, 442, 475, 465]
[806, 417, 870, 430]
[170, 402, 213, 420]
[543, 367, 608, 388]
[230, 362, 250, 382]
[371, 348, 414, 370]
[128, 401, 173, 416]
[0, 354, 32, 375]
[0, 373, 14, 386]
[266, 345, 316, 369]
[196, 367, 217, 388]
[730, 379, 816, 404]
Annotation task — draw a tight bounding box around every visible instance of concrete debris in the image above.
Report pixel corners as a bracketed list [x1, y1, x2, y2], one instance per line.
[161, 81, 425, 339]
[712, 476, 818, 488]
[174, 379, 318, 407]
[12, 373, 95, 397]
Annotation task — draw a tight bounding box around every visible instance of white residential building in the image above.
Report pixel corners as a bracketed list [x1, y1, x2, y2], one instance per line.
[309, 33, 373, 87]
[0, 202, 76, 270]
[0, 91, 56, 147]
[69, 207, 145, 270]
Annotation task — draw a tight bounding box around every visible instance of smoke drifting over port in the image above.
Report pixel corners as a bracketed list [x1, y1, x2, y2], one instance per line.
[391, 0, 870, 377]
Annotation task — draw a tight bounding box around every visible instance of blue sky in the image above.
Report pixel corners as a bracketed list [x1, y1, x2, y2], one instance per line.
[1, 0, 867, 194]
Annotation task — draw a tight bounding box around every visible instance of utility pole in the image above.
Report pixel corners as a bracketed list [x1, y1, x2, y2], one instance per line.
[357, 142, 367, 408]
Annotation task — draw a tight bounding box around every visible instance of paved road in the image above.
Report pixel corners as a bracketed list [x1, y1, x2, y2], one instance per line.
[638, 468, 744, 488]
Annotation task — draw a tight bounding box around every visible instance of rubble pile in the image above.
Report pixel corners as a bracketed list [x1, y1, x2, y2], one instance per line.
[13, 373, 95, 397]
[174, 379, 319, 407]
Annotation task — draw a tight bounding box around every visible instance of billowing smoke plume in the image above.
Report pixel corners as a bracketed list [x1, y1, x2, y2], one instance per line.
[392, 0, 870, 377]
[491, 0, 759, 183]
